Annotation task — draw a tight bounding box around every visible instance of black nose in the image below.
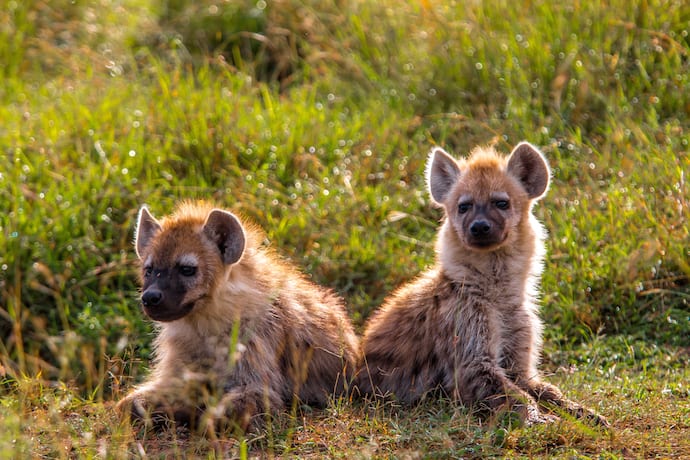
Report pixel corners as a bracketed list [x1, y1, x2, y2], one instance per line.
[470, 220, 492, 237]
[142, 289, 163, 307]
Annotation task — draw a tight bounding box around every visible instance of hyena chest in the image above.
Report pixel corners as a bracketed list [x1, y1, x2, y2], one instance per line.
[482, 303, 535, 376]
[451, 288, 525, 368]
[485, 309, 511, 364]
[181, 333, 246, 377]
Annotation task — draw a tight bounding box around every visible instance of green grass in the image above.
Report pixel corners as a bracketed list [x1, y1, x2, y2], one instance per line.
[1, 0, 689, 457]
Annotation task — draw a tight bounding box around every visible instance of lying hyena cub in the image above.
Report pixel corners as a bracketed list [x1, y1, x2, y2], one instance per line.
[358, 142, 608, 426]
[116, 201, 360, 432]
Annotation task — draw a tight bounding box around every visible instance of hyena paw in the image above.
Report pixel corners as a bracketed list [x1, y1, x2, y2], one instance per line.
[524, 404, 560, 426]
[577, 406, 610, 428]
[117, 391, 198, 429]
[529, 381, 564, 403]
[530, 412, 560, 425]
[555, 398, 610, 428]
[203, 390, 260, 433]
[529, 383, 610, 428]
[115, 393, 149, 420]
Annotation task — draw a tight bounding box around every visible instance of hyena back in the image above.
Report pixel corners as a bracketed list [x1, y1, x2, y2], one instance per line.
[116, 201, 360, 432]
[358, 142, 608, 426]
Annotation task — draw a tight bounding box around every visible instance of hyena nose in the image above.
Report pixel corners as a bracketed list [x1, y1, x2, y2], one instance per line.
[470, 220, 492, 237]
[142, 289, 163, 307]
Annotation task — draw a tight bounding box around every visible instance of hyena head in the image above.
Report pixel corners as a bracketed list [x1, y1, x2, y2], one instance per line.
[426, 142, 550, 252]
[133, 204, 246, 322]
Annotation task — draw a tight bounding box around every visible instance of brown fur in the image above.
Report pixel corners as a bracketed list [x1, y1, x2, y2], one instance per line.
[116, 201, 360, 432]
[357, 142, 608, 426]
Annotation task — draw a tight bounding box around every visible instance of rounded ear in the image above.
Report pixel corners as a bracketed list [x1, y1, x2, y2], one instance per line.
[135, 206, 162, 259]
[426, 147, 462, 205]
[506, 142, 551, 199]
[203, 209, 246, 265]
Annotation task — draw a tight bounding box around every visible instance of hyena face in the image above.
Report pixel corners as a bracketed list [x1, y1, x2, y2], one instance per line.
[134, 206, 246, 322]
[427, 142, 550, 251]
[456, 189, 511, 249]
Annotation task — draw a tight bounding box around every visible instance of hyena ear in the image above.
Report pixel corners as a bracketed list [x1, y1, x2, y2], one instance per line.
[135, 206, 162, 259]
[203, 209, 246, 265]
[427, 147, 462, 205]
[506, 142, 551, 200]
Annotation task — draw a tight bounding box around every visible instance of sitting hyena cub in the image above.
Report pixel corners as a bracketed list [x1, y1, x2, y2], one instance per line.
[116, 201, 360, 432]
[358, 142, 608, 426]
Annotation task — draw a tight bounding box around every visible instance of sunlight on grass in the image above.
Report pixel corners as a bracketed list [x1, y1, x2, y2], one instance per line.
[0, 0, 688, 457]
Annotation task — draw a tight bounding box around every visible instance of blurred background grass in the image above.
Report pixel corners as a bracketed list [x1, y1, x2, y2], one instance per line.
[0, 0, 688, 402]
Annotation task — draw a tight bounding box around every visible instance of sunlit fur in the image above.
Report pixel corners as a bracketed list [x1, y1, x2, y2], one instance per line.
[117, 201, 360, 432]
[357, 143, 608, 427]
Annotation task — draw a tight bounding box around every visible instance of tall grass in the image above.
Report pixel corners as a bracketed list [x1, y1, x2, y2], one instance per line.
[0, 0, 689, 457]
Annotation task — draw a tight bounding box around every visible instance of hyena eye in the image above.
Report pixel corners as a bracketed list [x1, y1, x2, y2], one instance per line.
[458, 202, 472, 214]
[178, 265, 197, 277]
[494, 200, 510, 210]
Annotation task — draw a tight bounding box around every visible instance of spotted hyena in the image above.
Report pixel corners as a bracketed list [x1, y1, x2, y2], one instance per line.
[357, 142, 608, 426]
[117, 201, 360, 432]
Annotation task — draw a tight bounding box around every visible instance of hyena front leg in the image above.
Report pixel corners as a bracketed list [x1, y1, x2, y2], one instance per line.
[116, 381, 203, 429]
[456, 361, 558, 426]
[527, 380, 610, 427]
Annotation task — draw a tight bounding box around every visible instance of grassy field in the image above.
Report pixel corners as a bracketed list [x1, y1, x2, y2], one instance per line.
[1, 0, 689, 457]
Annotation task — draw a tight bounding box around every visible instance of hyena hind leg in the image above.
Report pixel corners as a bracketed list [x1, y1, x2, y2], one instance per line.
[528, 380, 610, 427]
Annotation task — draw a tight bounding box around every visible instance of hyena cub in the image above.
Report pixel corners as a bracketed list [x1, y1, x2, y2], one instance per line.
[358, 142, 608, 426]
[116, 201, 360, 432]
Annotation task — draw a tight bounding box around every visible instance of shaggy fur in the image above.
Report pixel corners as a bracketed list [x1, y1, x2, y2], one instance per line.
[116, 201, 360, 432]
[357, 142, 608, 426]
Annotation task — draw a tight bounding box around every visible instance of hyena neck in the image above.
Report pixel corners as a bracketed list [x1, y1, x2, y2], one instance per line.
[435, 220, 544, 296]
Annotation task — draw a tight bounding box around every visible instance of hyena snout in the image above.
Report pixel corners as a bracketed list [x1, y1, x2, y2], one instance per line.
[463, 208, 507, 249]
[140, 284, 192, 322]
[466, 216, 504, 246]
[469, 219, 492, 237]
[142, 288, 163, 307]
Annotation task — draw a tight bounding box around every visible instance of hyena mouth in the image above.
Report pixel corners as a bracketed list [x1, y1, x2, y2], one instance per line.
[466, 232, 508, 250]
[143, 300, 196, 322]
